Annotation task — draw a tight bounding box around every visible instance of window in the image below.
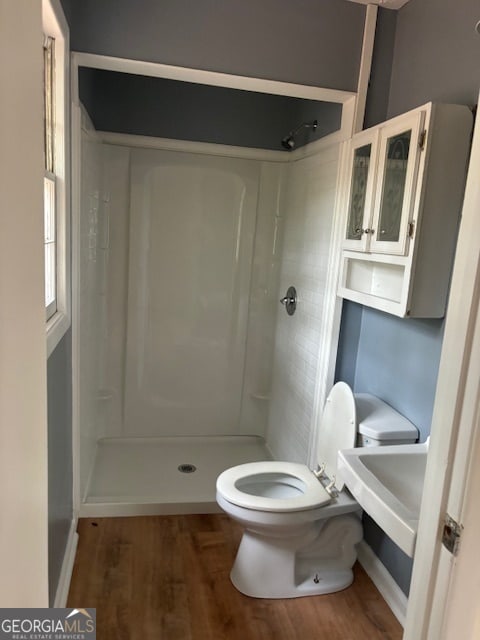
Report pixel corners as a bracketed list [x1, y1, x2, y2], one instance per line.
[44, 35, 57, 320]
[43, 0, 70, 357]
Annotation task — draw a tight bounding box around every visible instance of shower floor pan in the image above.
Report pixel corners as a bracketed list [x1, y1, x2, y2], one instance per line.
[81, 435, 272, 517]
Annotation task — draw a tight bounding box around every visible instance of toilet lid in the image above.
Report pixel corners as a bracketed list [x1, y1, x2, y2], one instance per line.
[316, 382, 356, 491]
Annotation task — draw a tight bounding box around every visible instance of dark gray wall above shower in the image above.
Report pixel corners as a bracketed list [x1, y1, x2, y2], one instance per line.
[63, 0, 365, 91]
[78, 68, 342, 151]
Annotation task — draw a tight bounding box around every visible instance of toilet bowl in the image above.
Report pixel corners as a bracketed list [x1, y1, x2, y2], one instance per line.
[216, 381, 363, 599]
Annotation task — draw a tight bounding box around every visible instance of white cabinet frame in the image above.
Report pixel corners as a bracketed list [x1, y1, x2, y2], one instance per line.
[343, 128, 380, 252]
[370, 110, 425, 256]
[338, 103, 472, 317]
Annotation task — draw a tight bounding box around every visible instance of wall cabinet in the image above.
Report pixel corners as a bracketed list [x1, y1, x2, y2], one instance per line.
[338, 103, 472, 317]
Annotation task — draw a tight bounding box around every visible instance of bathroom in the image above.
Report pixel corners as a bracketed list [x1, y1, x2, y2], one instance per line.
[49, 0, 480, 630]
[2, 0, 480, 638]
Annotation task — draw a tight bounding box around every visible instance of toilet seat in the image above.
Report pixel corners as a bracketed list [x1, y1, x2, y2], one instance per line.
[216, 461, 331, 512]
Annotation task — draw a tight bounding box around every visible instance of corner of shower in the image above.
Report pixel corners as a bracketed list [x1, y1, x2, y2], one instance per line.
[76, 129, 284, 517]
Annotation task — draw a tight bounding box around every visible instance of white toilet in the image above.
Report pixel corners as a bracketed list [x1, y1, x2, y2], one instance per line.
[216, 382, 418, 599]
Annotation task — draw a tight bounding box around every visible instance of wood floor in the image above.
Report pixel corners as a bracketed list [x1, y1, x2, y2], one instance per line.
[68, 515, 403, 640]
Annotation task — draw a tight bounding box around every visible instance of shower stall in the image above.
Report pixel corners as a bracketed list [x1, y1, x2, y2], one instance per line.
[73, 61, 350, 517]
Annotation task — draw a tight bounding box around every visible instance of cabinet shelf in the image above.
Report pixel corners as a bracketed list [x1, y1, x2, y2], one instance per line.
[338, 102, 472, 318]
[339, 252, 408, 315]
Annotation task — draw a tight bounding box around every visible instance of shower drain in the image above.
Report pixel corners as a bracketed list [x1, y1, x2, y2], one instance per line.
[178, 463, 197, 473]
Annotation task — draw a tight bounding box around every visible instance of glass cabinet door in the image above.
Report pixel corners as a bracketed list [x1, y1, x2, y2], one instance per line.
[343, 130, 378, 251]
[370, 111, 425, 255]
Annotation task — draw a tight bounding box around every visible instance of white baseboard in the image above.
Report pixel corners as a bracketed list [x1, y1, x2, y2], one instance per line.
[357, 540, 408, 627]
[79, 500, 222, 518]
[53, 518, 79, 608]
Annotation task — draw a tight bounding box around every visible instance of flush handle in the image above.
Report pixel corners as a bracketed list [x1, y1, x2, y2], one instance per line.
[280, 286, 297, 316]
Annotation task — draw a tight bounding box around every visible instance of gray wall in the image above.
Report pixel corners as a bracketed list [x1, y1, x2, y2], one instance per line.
[364, 7, 397, 129]
[335, 304, 442, 595]
[351, 308, 443, 443]
[47, 331, 73, 605]
[387, 0, 480, 117]
[336, 0, 480, 596]
[63, 0, 365, 91]
[79, 68, 342, 150]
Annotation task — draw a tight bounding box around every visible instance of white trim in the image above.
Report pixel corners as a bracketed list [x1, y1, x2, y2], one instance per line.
[308, 138, 353, 469]
[100, 125, 353, 164]
[353, 4, 378, 134]
[80, 501, 222, 518]
[43, 0, 71, 357]
[404, 90, 480, 640]
[46, 312, 71, 357]
[71, 52, 356, 105]
[346, 0, 411, 8]
[100, 131, 287, 162]
[306, 0, 406, 453]
[341, 96, 357, 140]
[71, 102, 82, 515]
[357, 540, 408, 627]
[53, 518, 79, 607]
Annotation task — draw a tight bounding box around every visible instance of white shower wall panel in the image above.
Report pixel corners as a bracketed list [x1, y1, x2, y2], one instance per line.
[78, 111, 105, 499]
[267, 144, 340, 463]
[239, 161, 287, 433]
[98, 145, 131, 438]
[123, 149, 261, 437]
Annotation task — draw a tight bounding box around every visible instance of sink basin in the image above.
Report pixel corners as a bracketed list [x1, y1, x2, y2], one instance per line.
[337, 442, 428, 557]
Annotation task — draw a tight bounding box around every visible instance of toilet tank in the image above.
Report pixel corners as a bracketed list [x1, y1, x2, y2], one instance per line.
[354, 393, 418, 447]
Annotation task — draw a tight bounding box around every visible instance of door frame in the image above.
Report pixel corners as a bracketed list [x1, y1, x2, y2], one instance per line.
[403, 92, 480, 639]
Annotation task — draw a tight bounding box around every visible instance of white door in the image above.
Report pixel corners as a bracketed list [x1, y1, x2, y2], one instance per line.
[440, 364, 480, 639]
[403, 92, 480, 639]
[429, 90, 480, 639]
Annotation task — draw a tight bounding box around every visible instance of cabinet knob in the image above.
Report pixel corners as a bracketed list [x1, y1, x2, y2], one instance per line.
[355, 228, 375, 235]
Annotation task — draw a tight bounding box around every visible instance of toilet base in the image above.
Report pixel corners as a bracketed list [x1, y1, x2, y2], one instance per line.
[230, 514, 363, 598]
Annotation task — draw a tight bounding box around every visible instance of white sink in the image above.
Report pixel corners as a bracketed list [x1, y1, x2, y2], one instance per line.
[337, 442, 428, 557]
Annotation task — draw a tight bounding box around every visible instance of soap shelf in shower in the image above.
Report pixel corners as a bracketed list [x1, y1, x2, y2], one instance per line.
[250, 392, 271, 401]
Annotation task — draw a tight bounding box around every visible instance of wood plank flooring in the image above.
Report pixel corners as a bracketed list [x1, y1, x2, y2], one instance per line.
[68, 515, 403, 640]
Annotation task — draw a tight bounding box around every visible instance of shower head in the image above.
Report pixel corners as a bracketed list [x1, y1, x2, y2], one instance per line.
[281, 120, 318, 151]
[281, 135, 295, 150]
